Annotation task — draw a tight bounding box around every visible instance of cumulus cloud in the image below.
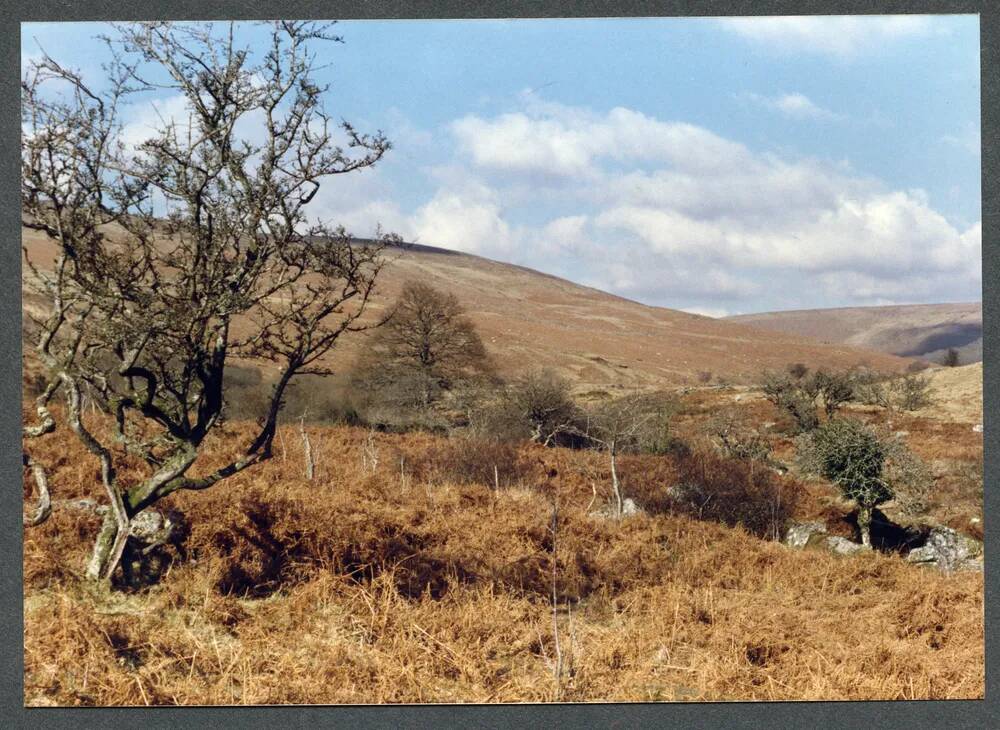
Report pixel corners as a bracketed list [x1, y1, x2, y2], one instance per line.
[450, 95, 752, 178]
[736, 91, 842, 121]
[717, 16, 936, 57]
[409, 181, 520, 257]
[317, 95, 980, 313]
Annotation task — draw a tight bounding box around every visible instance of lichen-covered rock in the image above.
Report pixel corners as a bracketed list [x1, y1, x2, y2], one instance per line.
[823, 535, 869, 556]
[591, 497, 644, 520]
[906, 527, 983, 573]
[784, 521, 828, 549]
[129, 509, 185, 550]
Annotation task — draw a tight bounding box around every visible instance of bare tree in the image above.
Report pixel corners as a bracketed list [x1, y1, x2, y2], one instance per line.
[577, 393, 669, 518]
[21, 21, 394, 581]
[351, 280, 493, 424]
[504, 369, 580, 446]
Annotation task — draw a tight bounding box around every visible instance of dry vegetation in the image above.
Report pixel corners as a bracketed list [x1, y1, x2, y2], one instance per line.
[24, 388, 983, 705]
[19, 20, 983, 709]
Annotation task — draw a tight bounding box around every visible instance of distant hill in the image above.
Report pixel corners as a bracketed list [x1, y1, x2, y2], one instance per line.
[21, 226, 915, 391]
[727, 302, 982, 366]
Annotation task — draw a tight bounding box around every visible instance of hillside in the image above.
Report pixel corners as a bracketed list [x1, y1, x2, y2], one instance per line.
[912, 362, 984, 424]
[28, 226, 911, 391]
[726, 303, 982, 366]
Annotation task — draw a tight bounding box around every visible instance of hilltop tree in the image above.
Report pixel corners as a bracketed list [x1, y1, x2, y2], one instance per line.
[351, 281, 493, 424]
[21, 21, 393, 582]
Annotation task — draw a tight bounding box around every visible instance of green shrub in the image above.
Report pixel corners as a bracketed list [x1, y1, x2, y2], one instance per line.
[796, 418, 892, 547]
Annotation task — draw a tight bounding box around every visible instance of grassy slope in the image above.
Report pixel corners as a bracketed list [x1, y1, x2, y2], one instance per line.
[21, 225, 914, 391]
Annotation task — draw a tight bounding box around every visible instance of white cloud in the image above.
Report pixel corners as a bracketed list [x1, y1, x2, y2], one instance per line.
[119, 95, 194, 152]
[325, 96, 979, 313]
[451, 96, 752, 179]
[718, 16, 936, 57]
[737, 91, 842, 121]
[681, 306, 730, 319]
[409, 182, 520, 256]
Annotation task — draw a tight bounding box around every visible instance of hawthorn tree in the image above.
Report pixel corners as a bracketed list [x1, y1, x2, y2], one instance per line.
[21, 21, 394, 582]
[350, 280, 493, 426]
[504, 369, 580, 446]
[796, 418, 891, 548]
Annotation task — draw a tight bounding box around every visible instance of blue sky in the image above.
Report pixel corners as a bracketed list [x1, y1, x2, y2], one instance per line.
[22, 16, 981, 316]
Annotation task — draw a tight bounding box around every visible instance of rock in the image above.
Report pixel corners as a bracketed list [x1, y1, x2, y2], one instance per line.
[973, 424, 983, 433]
[785, 523, 868, 556]
[906, 526, 983, 573]
[784, 521, 827, 549]
[591, 497, 645, 520]
[129, 509, 184, 550]
[621, 498, 642, 516]
[823, 536, 869, 556]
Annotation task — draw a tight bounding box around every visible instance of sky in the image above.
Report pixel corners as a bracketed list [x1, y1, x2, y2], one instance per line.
[21, 16, 982, 317]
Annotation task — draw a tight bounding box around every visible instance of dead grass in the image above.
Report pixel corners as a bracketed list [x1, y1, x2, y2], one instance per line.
[23, 409, 983, 705]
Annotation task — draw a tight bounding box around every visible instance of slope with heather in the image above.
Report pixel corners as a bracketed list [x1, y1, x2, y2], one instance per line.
[22, 226, 915, 392]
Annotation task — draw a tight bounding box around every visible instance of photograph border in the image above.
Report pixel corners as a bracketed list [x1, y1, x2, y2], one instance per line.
[2, 1, 995, 727]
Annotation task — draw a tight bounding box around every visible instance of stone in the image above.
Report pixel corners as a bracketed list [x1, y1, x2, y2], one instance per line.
[973, 424, 983, 433]
[822, 535, 869, 556]
[129, 509, 182, 550]
[591, 497, 645, 520]
[783, 521, 827, 549]
[621, 497, 642, 516]
[906, 526, 983, 573]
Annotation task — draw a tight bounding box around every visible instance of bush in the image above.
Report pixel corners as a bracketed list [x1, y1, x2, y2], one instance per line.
[704, 409, 773, 463]
[812, 369, 855, 417]
[796, 418, 892, 546]
[890, 372, 933, 411]
[496, 369, 584, 447]
[284, 376, 366, 426]
[222, 367, 365, 427]
[667, 450, 799, 540]
[786, 362, 809, 380]
[410, 437, 536, 489]
[884, 442, 934, 517]
[761, 371, 819, 432]
[851, 367, 891, 408]
[942, 348, 960, 367]
[624, 447, 797, 540]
